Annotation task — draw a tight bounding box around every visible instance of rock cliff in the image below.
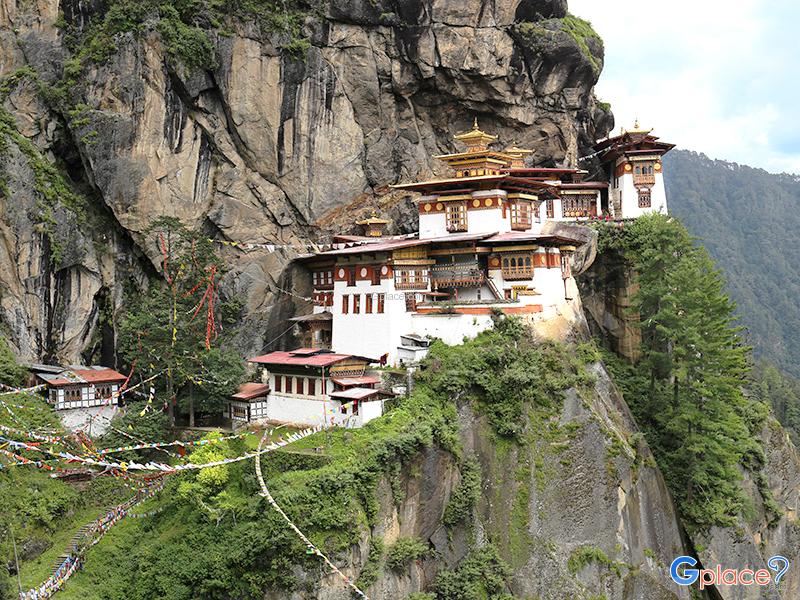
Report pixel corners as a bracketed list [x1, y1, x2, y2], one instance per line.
[0, 0, 612, 364]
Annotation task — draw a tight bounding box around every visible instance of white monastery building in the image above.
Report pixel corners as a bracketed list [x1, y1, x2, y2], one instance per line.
[229, 120, 673, 428]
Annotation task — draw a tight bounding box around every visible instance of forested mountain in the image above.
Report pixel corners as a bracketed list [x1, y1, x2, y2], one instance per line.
[664, 150, 800, 378]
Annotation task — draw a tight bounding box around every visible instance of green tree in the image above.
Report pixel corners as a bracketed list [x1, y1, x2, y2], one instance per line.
[0, 336, 27, 387]
[118, 217, 244, 427]
[597, 215, 769, 530]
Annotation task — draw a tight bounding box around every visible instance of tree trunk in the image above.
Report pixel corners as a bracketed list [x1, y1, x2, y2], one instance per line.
[189, 381, 195, 428]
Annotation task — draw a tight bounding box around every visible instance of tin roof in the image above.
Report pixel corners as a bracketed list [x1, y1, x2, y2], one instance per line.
[330, 387, 385, 401]
[34, 365, 127, 387]
[248, 348, 376, 367]
[331, 375, 382, 387]
[232, 382, 271, 400]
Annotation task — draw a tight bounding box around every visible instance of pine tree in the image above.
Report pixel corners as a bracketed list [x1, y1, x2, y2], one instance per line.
[118, 217, 244, 427]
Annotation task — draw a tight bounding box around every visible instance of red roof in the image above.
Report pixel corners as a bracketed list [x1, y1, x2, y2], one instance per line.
[331, 375, 381, 387]
[72, 368, 127, 384]
[483, 232, 584, 245]
[248, 349, 375, 367]
[232, 382, 270, 400]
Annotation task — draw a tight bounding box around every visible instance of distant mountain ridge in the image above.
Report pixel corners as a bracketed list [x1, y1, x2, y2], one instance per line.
[664, 149, 800, 377]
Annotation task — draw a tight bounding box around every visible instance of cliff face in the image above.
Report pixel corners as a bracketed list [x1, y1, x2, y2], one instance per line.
[579, 251, 800, 600]
[0, 0, 612, 364]
[269, 362, 693, 600]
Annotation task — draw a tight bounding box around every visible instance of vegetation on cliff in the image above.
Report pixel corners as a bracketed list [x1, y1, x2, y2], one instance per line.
[594, 214, 779, 531]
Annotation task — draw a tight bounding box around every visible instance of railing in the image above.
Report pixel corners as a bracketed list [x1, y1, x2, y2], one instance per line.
[633, 173, 655, 186]
[431, 262, 485, 287]
[501, 265, 533, 280]
[395, 281, 429, 290]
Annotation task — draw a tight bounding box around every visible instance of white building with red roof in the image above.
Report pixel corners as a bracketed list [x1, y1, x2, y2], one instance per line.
[29, 364, 127, 410]
[225, 349, 391, 427]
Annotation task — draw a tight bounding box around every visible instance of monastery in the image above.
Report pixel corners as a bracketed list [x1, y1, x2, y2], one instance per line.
[222, 120, 674, 428]
[25, 119, 673, 431]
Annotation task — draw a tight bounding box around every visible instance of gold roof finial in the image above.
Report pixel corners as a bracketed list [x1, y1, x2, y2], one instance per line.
[454, 117, 498, 152]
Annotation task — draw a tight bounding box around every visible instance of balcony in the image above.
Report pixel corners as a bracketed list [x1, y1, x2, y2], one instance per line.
[395, 281, 429, 290]
[431, 262, 486, 287]
[633, 173, 655, 186]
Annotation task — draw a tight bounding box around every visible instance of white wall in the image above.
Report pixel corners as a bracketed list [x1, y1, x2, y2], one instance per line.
[267, 393, 337, 427]
[617, 173, 668, 219]
[331, 277, 415, 365]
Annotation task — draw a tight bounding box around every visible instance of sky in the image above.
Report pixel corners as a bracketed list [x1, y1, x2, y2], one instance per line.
[569, 0, 800, 174]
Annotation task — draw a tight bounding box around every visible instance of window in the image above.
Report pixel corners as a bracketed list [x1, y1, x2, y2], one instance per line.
[285, 376, 292, 393]
[510, 201, 532, 230]
[295, 377, 303, 395]
[371, 268, 381, 285]
[365, 293, 373, 313]
[405, 293, 417, 312]
[274, 375, 282, 392]
[638, 188, 651, 208]
[308, 378, 316, 396]
[353, 294, 361, 314]
[546, 198, 554, 219]
[562, 195, 597, 218]
[501, 253, 534, 280]
[394, 268, 429, 290]
[377, 293, 385, 313]
[445, 201, 468, 232]
[342, 294, 349, 314]
[347, 267, 356, 286]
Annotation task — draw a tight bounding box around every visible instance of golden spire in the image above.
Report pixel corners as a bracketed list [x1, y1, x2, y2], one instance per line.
[504, 143, 533, 168]
[454, 117, 498, 153]
[356, 209, 391, 237]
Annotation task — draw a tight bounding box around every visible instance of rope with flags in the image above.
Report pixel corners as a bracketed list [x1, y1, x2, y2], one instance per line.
[254, 429, 370, 599]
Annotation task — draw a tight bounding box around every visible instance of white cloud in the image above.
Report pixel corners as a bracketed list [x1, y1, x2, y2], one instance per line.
[569, 0, 800, 173]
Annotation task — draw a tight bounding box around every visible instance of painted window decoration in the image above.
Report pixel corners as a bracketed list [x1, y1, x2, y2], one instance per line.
[445, 201, 468, 232]
[633, 162, 656, 186]
[562, 195, 597, 218]
[500, 253, 534, 280]
[638, 188, 652, 208]
[394, 268, 430, 290]
[510, 201, 532, 230]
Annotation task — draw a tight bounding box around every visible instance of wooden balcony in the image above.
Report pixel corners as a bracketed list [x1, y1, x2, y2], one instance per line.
[501, 266, 533, 280]
[395, 281, 429, 290]
[633, 173, 655, 186]
[431, 262, 486, 287]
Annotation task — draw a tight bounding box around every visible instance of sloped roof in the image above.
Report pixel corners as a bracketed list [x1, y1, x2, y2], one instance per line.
[330, 387, 385, 401]
[248, 349, 375, 367]
[232, 382, 270, 400]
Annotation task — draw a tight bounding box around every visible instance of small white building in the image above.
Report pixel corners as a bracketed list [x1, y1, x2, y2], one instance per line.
[595, 121, 675, 219]
[225, 349, 391, 428]
[30, 364, 127, 410]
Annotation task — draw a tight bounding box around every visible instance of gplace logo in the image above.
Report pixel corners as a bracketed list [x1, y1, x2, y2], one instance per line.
[670, 556, 790, 589]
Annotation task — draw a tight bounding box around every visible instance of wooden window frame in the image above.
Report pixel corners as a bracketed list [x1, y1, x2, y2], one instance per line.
[274, 375, 282, 393]
[365, 293, 373, 313]
[510, 201, 532, 230]
[377, 293, 385, 313]
[638, 188, 652, 208]
[353, 294, 361, 314]
[347, 267, 356, 287]
[445, 201, 468, 232]
[500, 253, 534, 280]
[342, 294, 349, 314]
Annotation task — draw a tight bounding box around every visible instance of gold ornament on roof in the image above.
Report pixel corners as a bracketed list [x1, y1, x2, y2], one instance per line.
[454, 117, 499, 152]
